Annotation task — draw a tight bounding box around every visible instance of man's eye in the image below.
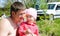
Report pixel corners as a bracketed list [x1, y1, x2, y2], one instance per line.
[19, 13, 25, 15]
[28, 16, 31, 18]
[19, 14, 23, 16]
[19, 14, 22, 15]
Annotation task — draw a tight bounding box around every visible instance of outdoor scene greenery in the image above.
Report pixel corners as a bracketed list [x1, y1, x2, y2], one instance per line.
[0, 0, 60, 36]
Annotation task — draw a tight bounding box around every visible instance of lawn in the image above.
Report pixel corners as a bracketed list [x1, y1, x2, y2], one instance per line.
[37, 18, 60, 36]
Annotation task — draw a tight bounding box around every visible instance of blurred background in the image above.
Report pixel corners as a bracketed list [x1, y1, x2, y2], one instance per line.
[0, 0, 60, 36]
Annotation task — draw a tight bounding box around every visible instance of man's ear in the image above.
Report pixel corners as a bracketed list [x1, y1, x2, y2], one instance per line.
[12, 11, 15, 16]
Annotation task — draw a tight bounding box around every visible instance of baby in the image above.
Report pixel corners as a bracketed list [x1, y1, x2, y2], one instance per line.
[16, 8, 39, 36]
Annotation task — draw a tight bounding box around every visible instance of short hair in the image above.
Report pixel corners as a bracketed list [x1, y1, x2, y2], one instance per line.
[10, 2, 25, 13]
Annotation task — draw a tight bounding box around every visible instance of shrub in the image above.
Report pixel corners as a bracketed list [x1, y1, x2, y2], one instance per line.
[37, 19, 60, 36]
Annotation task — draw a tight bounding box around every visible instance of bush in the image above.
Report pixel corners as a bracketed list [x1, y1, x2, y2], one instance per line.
[37, 19, 60, 36]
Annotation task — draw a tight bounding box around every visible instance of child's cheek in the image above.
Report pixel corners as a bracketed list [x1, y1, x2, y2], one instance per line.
[27, 18, 31, 22]
[31, 17, 34, 21]
[27, 18, 34, 22]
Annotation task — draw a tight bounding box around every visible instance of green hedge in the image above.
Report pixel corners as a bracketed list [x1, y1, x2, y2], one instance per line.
[37, 19, 60, 36]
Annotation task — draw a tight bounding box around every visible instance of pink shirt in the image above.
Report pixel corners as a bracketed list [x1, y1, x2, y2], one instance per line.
[16, 22, 39, 36]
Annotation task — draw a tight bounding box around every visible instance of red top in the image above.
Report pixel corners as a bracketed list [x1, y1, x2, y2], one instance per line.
[16, 22, 39, 36]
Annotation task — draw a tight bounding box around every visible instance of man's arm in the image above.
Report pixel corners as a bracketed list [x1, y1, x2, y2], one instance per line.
[0, 19, 9, 36]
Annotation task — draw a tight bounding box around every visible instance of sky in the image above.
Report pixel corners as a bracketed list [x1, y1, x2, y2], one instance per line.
[0, 0, 24, 8]
[0, 0, 8, 8]
[0, 0, 39, 8]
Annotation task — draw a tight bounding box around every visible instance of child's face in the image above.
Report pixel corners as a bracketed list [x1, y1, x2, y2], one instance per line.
[26, 14, 35, 22]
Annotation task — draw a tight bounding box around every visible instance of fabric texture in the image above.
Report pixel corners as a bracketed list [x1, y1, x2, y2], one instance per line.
[25, 8, 37, 20]
[16, 22, 39, 36]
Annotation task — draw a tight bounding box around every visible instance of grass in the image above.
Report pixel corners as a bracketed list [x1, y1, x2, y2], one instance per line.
[37, 18, 60, 36]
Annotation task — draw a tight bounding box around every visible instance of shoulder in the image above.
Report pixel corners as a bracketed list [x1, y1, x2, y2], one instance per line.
[0, 17, 10, 25]
[0, 18, 11, 35]
[0, 18, 10, 30]
[20, 22, 27, 25]
[19, 22, 27, 27]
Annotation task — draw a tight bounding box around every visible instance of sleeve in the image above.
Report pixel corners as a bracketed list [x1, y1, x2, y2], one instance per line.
[34, 25, 39, 36]
[16, 24, 27, 36]
[19, 24, 27, 33]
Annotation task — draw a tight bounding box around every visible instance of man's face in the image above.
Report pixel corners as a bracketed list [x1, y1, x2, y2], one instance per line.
[12, 10, 25, 23]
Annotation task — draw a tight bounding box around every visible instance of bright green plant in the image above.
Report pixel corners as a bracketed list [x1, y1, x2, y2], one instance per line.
[37, 18, 60, 36]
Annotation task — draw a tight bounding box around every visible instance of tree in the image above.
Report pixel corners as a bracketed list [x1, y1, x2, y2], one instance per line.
[23, 0, 36, 8]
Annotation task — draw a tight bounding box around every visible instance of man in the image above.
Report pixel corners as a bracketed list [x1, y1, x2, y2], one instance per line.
[0, 2, 25, 36]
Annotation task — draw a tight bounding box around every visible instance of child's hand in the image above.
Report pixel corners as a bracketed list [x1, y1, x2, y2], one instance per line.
[25, 29, 37, 36]
[25, 29, 32, 34]
[25, 30, 30, 34]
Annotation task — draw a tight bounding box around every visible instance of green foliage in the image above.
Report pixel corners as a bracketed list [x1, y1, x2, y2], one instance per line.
[37, 19, 60, 36]
[38, 0, 47, 9]
[24, 0, 48, 9]
[0, 0, 11, 16]
[0, 10, 10, 17]
[0, 11, 3, 16]
[39, 3, 48, 9]
[24, 0, 36, 8]
[0, 0, 60, 36]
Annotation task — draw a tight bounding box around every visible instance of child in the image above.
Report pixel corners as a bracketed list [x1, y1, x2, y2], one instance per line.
[16, 8, 39, 36]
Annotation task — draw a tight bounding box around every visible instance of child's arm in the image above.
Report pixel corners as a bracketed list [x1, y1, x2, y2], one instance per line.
[34, 25, 39, 36]
[17, 24, 31, 35]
